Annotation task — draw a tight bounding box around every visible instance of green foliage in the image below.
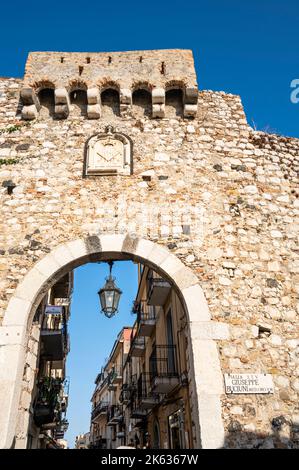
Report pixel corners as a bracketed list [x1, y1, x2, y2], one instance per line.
[0, 158, 19, 166]
[0, 122, 30, 135]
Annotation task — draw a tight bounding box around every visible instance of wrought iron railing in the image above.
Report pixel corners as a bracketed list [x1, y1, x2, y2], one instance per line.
[149, 345, 178, 377]
[108, 366, 122, 383]
[132, 300, 156, 322]
[91, 401, 109, 421]
[42, 309, 69, 352]
[119, 381, 136, 404]
[136, 372, 160, 400]
[130, 327, 146, 350]
[107, 404, 123, 423]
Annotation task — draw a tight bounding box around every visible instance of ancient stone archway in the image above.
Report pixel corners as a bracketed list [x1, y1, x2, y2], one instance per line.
[0, 234, 228, 449]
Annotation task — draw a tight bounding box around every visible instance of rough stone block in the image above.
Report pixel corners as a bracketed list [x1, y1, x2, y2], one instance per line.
[152, 87, 165, 104]
[21, 105, 38, 120]
[54, 104, 69, 119]
[20, 88, 40, 110]
[87, 87, 99, 104]
[87, 104, 101, 119]
[185, 87, 198, 104]
[55, 88, 69, 105]
[184, 103, 197, 117]
[120, 88, 132, 105]
[152, 103, 165, 118]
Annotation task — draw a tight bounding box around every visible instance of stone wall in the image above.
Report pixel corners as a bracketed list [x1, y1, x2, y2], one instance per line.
[0, 62, 299, 448]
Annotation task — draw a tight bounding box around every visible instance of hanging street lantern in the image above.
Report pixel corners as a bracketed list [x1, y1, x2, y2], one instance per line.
[98, 261, 122, 318]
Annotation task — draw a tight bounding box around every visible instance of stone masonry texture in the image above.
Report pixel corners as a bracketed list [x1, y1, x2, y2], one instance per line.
[0, 49, 299, 448]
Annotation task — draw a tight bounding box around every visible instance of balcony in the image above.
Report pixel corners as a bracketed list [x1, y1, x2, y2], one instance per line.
[149, 345, 180, 394]
[91, 438, 107, 449]
[147, 277, 171, 306]
[133, 301, 156, 336]
[137, 373, 160, 410]
[91, 401, 109, 421]
[130, 399, 147, 420]
[53, 419, 69, 440]
[108, 367, 122, 389]
[33, 377, 64, 427]
[119, 382, 135, 405]
[40, 308, 68, 361]
[130, 334, 145, 357]
[107, 405, 123, 426]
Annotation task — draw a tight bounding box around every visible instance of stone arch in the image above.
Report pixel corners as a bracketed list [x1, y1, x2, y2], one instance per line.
[68, 80, 88, 116]
[100, 81, 120, 116]
[32, 80, 56, 94]
[0, 234, 226, 449]
[132, 82, 152, 117]
[33, 81, 56, 118]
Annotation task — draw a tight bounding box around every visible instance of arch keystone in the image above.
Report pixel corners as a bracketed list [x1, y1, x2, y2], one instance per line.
[100, 234, 126, 254]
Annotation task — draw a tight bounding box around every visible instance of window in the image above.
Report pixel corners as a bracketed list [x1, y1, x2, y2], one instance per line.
[168, 409, 185, 449]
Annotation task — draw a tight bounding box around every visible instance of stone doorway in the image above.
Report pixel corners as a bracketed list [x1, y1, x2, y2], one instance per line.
[0, 234, 226, 449]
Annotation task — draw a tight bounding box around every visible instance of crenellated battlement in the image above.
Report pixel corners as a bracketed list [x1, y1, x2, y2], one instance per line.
[20, 49, 198, 120]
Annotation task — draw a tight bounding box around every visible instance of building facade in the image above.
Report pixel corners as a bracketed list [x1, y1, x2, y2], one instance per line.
[0, 49, 298, 449]
[90, 327, 132, 449]
[25, 273, 72, 448]
[91, 265, 193, 449]
[75, 432, 90, 449]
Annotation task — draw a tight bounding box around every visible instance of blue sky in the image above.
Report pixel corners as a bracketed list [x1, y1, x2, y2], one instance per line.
[65, 261, 138, 447]
[1, 0, 298, 448]
[0, 0, 298, 136]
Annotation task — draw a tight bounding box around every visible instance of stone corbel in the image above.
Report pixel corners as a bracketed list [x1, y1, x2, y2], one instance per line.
[87, 88, 101, 119]
[20, 88, 40, 120]
[152, 87, 165, 118]
[184, 86, 198, 118]
[54, 88, 69, 119]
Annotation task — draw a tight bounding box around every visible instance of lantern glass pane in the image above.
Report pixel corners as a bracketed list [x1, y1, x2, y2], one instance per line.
[106, 291, 114, 309]
[99, 290, 106, 310]
[114, 291, 121, 309]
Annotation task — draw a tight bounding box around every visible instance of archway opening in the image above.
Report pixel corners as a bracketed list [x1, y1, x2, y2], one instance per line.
[38, 88, 55, 117]
[165, 89, 184, 117]
[132, 89, 152, 117]
[101, 89, 120, 116]
[17, 255, 194, 450]
[70, 89, 88, 116]
[0, 236, 224, 450]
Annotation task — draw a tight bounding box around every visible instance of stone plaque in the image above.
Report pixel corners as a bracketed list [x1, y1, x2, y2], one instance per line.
[224, 373, 274, 394]
[85, 125, 132, 176]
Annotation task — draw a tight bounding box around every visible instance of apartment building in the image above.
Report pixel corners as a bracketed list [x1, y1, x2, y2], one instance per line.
[26, 273, 73, 448]
[75, 432, 90, 449]
[91, 265, 193, 449]
[90, 327, 132, 449]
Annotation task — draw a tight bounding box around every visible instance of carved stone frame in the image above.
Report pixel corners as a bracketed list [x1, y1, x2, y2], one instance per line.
[84, 126, 133, 177]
